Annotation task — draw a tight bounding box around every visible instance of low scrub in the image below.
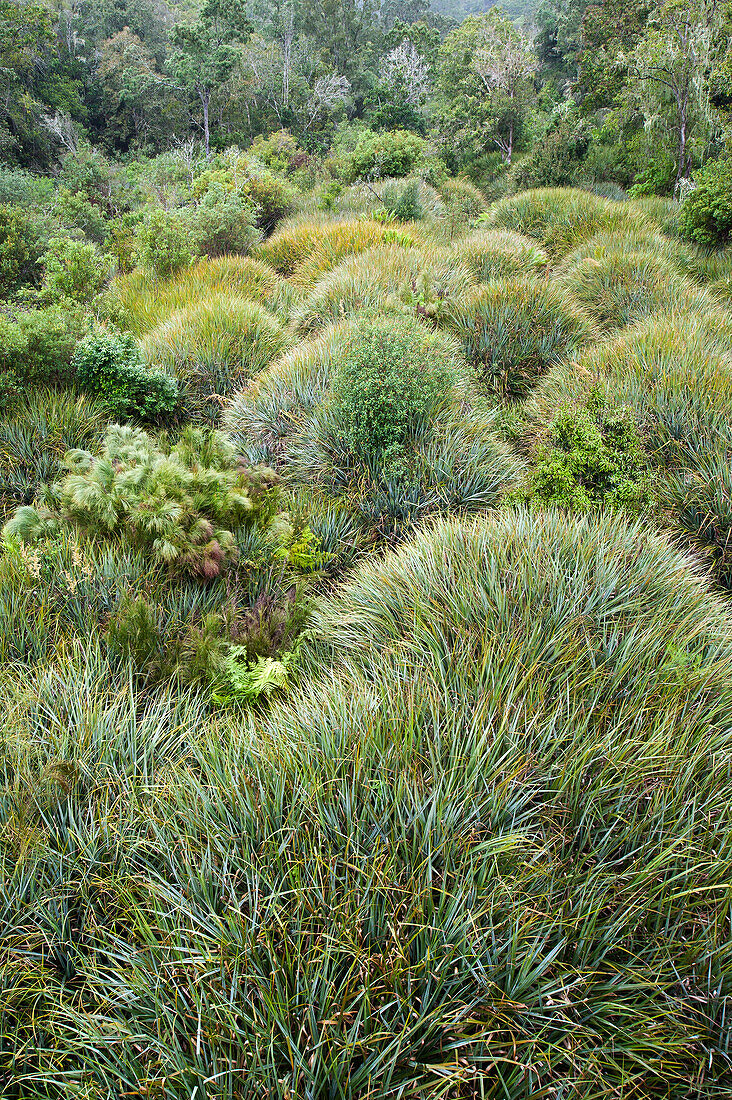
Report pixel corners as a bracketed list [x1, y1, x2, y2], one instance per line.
[446, 277, 593, 396]
[3, 424, 281, 580]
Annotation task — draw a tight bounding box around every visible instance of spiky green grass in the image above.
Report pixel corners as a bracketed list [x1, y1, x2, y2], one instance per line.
[482, 188, 655, 260]
[0, 388, 110, 517]
[525, 312, 732, 461]
[446, 277, 593, 396]
[106, 256, 295, 334]
[141, 295, 290, 419]
[289, 244, 475, 335]
[451, 228, 548, 281]
[4, 510, 732, 1096]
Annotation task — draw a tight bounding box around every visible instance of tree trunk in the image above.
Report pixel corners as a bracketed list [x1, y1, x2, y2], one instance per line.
[201, 87, 211, 159]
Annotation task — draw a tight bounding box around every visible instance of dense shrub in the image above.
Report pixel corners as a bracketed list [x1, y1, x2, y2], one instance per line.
[141, 295, 290, 418]
[72, 330, 179, 421]
[679, 157, 732, 247]
[244, 169, 298, 234]
[529, 395, 648, 510]
[0, 306, 85, 399]
[0, 203, 46, 294]
[482, 188, 652, 260]
[38, 236, 111, 304]
[3, 425, 281, 579]
[133, 207, 195, 278]
[344, 128, 426, 182]
[189, 182, 262, 257]
[447, 278, 592, 396]
[451, 228, 548, 281]
[328, 316, 463, 468]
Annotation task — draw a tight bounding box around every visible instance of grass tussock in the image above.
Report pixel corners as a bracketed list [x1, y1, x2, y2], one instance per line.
[107, 255, 295, 334]
[254, 217, 402, 279]
[525, 311, 732, 460]
[290, 243, 475, 335]
[141, 294, 291, 418]
[451, 227, 548, 281]
[483, 187, 654, 260]
[5, 511, 732, 1095]
[447, 277, 593, 396]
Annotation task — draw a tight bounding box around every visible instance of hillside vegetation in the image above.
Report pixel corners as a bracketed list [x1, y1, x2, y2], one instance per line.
[2, 159, 732, 1098]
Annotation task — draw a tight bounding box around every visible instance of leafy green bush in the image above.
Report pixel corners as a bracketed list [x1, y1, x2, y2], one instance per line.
[133, 207, 195, 278]
[345, 129, 426, 182]
[3, 425, 281, 579]
[679, 157, 732, 247]
[529, 396, 648, 510]
[0, 203, 45, 295]
[329, 315, 460, 468]
[38, 236, 111, 304]
[0, 306, 85, 399]
[188, 182, 262, 257]
[245, 169, 298, 235]
[447, 278, 592, 396]
[378, 178, 424, 221]
[72, 330, 179, 421]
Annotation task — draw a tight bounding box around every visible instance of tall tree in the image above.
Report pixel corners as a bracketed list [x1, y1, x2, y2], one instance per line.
[168, 0, 251, 156]
[437, 8, 537, 166]
[630, 0, 718, 187]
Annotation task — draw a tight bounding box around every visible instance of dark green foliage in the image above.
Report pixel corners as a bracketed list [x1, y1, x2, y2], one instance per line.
[0, 306, 84, 401]
[679, 157, 732, 247]
[530, 396, 649, 510]
[245, 170, 297, 234]
[329, 315, 456, 469]
[0, 202, 45, 294]
[72, 330, 179, 422]
[189, 182, 262, 257]
[133, 207, 195, 278]
[345, 128, 426, 181]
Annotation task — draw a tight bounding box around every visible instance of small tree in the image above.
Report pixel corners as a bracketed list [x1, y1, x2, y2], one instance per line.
[629, 0, 716, 188]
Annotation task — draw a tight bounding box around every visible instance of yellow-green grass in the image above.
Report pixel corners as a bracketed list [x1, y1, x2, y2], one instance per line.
[451, 228, 548, 282]
[289, 244, 476, 335]
[141, 294, 290, 417]
[106, 255, 295, 335]
[254, 217, 399, 278]
[483, 187, 655, 261]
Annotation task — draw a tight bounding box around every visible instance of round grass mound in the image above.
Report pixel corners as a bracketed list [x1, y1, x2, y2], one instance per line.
[557, 247, 715, 333]
[525, 311, 732, 460]
[5, 525, 732, 1095]
[225, 313, 517, 537]
[446, 276, 593, 396]
[105, 256, 294, 335]
[289, 244, 476, 335]
[451, 228, 548, 281]
[141, 294, 290, 419]
[482, 187, 653, 260]
[254, 217, 404, 280]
